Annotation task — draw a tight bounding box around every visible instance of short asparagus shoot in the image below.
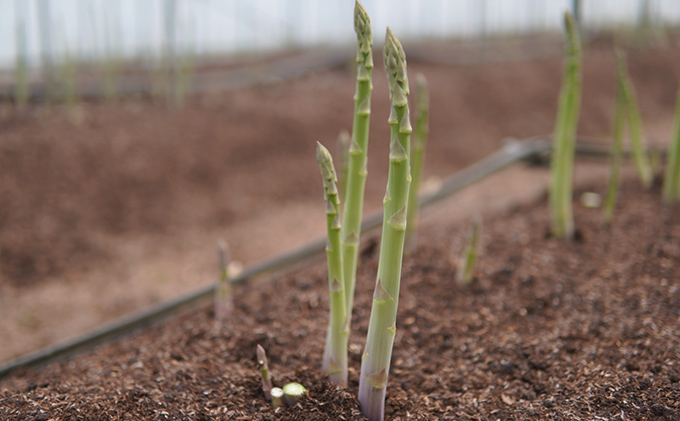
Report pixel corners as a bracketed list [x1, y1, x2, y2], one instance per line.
[549, 12, 582, 240]
[603, 54, 627, 223]
[405, 73, 429, 251]
[617, 50, 653, 189]
[214, 241, 233, 323]
[358, 28, 412, 421]
[316, 142, 349, 387]
[270, 387, 284, 409]
[663, 87, 680, 205]
[256, 345, 273, 400]
[457, 216, 481, 285]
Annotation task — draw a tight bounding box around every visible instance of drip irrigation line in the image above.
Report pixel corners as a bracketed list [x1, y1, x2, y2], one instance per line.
[0, 135, 653, 379]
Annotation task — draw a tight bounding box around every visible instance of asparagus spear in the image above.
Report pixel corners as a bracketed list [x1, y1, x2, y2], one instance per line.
[549, 12, 582, 240]
[341, 0, 374, 325]
[214, 241, 233, 323]
[663, 87, 680, 205]
[617, 50, 653, 189]
[316, 142, 349, 387]
[337, 129, 351, 203]
[457, 216, 481, 285]
[405, 73, 429, 251]
[256, 345, 273, 400]
[603, 52, 627, 223]
[282, 382, 307, 407]
[270, 387, 285, 409]
[358, 28, 411, 421]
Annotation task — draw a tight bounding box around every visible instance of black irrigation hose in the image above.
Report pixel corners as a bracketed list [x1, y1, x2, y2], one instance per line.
[0, 135, 631, 379]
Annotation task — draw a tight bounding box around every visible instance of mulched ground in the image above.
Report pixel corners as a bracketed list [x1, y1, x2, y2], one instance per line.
[2, 174, 678, 420]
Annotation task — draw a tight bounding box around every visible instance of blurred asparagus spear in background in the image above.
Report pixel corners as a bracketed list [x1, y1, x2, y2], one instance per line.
[457, 216, 481, 285]
[663, 88, 680, 205]
[603, 52, 627, 223]
[256, 345, 273, 400]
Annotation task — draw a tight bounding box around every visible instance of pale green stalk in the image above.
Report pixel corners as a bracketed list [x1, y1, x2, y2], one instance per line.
[358, 28, 411, 421]
[405, 73, 429, 251]
[282, 382, 307, 407]
[214, 241, 233, 323]
[270, 387, 284, 409]
[663, 87, 680, 205]
[457, 216, 481, 285]
[617, 51, 653, 189]
[316, 142, 349, 387]
[549, 12, 582, 240]
[603, 58, 627, 223]
[256, 345, 273, 400]
[341, 0, 374, 322]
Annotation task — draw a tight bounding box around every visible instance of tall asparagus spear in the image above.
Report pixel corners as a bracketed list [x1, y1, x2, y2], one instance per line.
[316, 142, 349, 387]
[549, 12, 582, 240]
[617, 51, 653, 189]
[405, 73, 429, 251]
[603, 51, 628, 223]
[341, 0, 374, 323]
[663, 87, 680, 205]
[358, 28, 411, 421]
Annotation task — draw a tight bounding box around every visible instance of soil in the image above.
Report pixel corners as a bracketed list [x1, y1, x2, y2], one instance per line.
[1, 172, 679, 420]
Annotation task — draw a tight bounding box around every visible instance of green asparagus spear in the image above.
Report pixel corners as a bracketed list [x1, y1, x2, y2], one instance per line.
[214, 241, 233, 323]
[549, 12, 582, 240]
[663, 88, 680, 205]
[405, 73, 429, 251]
[457, 216, 481, 285]
[341, 0, 374, 324]
[603, 52, 627, 223]
[256, 345, 273, 400]
[316, 142, 349, 387]
[358, 28, 411, 421]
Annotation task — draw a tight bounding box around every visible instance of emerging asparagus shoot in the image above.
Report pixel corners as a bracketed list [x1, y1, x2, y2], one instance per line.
[282, 382, 307, 407]
[663, 87, 680, 205]
[617, 51, 653, 189]
[341, 0, 374, 327]
[603, 52, 628, 223]
[270, 387, 285, 409]
[358, 28, 412, 421]
[316, 142, 349, 387]
[549, 12, 582, 240]
[457, 216, 481, 285]
[214, 241, 233, 323]
[405, 73, 429, 252]
[256, 345, 273, 400]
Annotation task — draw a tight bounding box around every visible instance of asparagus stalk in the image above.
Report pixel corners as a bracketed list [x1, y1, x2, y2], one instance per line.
[549, 12, 582, 240]
[405, 73, 429, 251]
[337, 129, 351, 203]
[270, 387, 285, 409]
[256, 345, 273, 400]
[663, 87, 680, 205]
[316, 142, 349, 387]
[358, 28, 411, 421]
[282, 382, 307, 407]
[214, 241, 233, 323]
[603, 53, 627, 223]
[341, 0, 374, 321]
[457, 216, 481, 285]
[617, 50, 653, 189]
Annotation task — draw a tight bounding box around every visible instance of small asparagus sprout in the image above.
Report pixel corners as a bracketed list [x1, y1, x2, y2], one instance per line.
[270, 387, 285, 409]
[664, 88, 680, 205]
[549, 12, 582, 240]
[405, 73, 429, 251]
[341, 0, 374, 328]
[617, 50, 653, 189]
[214, 241, 233, 322]
[358, 28, 411, 421]
[316, 142, 349, 387]
[256, 345, 273, 400]
[603, 56, 627, 223]
[282, 382, 307, 407]
[337, 129, 351, 202]
[457, 216, 481, 285]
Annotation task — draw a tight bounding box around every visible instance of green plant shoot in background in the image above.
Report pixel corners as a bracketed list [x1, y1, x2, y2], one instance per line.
[358, 27, 411, 421]
[603, 52, 627, 223]
[457, 216, 481, 285]
[549, 11, 582, 240]
[405, 73, 429, 252]
[616, 51, 653, 189]
[663, 88, 680, 205]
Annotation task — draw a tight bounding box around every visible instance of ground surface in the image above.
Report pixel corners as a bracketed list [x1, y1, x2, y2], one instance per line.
[1, 173, 679, 420]
[1, 34, 679, 365]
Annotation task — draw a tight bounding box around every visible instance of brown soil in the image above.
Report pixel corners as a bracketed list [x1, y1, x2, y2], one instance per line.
[0, 35, 679, 368]
[1, 172, 679, 420]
